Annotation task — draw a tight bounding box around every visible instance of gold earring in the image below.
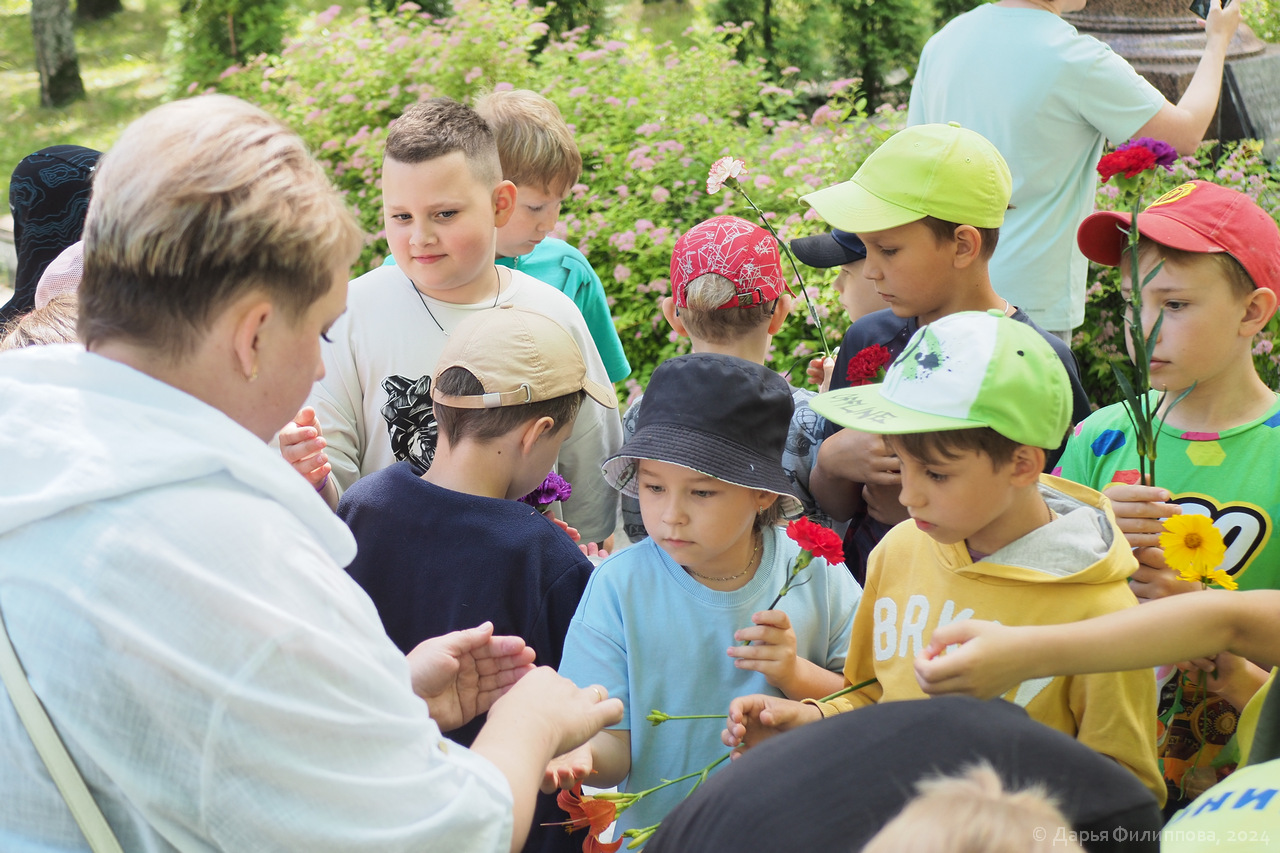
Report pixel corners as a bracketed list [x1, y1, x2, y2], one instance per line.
[249, 364, 259, 382]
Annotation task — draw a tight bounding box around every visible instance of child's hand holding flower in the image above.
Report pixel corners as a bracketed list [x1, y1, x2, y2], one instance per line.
[727, 609, 800, 692]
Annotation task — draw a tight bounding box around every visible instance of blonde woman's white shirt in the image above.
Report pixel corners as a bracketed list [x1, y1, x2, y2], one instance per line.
[0, 346, 513, 852]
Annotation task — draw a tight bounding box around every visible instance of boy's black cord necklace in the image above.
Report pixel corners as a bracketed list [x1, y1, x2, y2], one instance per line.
[408, 265, 502, 335]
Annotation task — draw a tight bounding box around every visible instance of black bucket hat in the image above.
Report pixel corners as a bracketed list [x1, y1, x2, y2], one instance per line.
[790, 228, 867, 269]
[603, 353, 803, 517]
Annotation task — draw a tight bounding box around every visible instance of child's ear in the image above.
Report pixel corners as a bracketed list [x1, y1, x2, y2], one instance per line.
[519, 415, 557, 454]
[767, 293, 794, 335]
[660, 296, 689, 338]
[755, 491, 779, 511]
[951, 225, 982, 269]
[1009, 445, 1045, 485]
[492, 180, 517, 228]
[1241, 286, 1278, 336]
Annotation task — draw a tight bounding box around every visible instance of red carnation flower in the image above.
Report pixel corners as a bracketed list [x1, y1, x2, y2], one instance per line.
[1097, 147, 1158, 183]
[786, 516, 845, 565]
[845, 344, 893, 386]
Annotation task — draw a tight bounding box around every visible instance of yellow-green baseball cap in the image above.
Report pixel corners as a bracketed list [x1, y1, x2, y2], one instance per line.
[801, 123, 1012, 233]
[810, 311, 1070, 449]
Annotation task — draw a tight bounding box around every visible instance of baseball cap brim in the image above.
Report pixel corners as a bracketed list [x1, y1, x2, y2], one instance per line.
[810, 384, 988, 435]
[583, 376, 620, 410]
[801, 180, 923, 235]
[791, 230, 868, 268]
[1078, 209, 1231, 268]
[602, 422, 804, 517]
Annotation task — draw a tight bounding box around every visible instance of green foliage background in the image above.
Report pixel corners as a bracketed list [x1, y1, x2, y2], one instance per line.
[7, 0, 1280, 408]
[213, 1, 892, 396]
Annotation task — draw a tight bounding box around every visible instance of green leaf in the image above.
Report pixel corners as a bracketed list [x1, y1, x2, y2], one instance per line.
[1111, 367, 1142, 408]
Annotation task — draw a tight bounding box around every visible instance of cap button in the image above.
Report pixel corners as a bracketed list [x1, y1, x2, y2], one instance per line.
[947, 121, 962, 128]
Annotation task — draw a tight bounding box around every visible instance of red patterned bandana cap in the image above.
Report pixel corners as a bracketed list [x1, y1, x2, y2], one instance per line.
[670, 215, 792, 309]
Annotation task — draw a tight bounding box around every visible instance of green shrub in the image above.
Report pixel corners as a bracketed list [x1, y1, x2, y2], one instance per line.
[166, 0, 292, 90]
[212, 0, 1280, 407]
[213, 1, 897, 397]
[708, 0, 932, 108]
[1074, 138, 1280, 407]
[1243, 1, 1280, 42]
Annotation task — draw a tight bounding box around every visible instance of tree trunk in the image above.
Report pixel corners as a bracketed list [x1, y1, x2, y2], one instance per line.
[76, 0, 123, 22]
[761, 0, 773, 59]
[31, 0, 87, 107]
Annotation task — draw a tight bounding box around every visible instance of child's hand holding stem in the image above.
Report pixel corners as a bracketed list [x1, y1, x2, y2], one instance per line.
[728, 610, 845, 699]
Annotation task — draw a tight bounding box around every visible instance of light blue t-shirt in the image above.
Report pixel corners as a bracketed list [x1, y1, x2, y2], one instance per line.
[558, 527, 860, 835]
[907, 4, 1166, 330]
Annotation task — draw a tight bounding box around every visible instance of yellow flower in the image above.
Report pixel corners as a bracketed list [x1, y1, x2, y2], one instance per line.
[1159, 514, 1228, 585]
[1205, 567, 1239, 591]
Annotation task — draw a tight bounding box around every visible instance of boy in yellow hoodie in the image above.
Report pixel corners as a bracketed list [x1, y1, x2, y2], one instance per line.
[724, 310, 1164, 804]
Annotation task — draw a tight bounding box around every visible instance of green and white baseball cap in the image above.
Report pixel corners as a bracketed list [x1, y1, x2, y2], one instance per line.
[810, 311, 1070, 449]
[800, 123, 1012, 233]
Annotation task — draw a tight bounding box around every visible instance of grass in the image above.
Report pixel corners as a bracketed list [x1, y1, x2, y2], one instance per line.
[0, 0, 366, 204]
[0, 0, 704, 204]
[0, 0, 175, 203]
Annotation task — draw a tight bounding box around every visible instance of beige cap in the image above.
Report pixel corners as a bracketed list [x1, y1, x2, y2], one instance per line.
[431, 304, 618, 410]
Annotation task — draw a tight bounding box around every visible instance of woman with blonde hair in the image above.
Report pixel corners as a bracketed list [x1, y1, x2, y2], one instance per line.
[0, 94, 618, 853]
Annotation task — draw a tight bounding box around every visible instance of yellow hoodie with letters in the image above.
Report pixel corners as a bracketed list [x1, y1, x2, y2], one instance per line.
[814, 474, 1164, 805]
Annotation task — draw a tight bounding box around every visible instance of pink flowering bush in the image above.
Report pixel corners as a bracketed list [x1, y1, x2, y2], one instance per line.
[213, 1, 897, 390]
[1077, 138, 1280, 404]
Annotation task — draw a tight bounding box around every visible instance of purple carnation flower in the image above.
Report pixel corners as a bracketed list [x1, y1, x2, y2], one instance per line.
[519, 471, 574, 508]
[1120, 137, 1178, 169]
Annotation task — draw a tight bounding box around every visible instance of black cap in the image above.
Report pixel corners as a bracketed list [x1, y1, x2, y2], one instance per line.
[790, 229, 867, 269]
[603, 354, 803, 516]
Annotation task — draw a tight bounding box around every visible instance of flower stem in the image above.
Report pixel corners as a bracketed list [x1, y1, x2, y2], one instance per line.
[646, 711, 724, 725]
[818, 677, 879, 704]
[739, 556, 809, 645]
[595, 752, 732, 802]
[732, 181, 833, 359]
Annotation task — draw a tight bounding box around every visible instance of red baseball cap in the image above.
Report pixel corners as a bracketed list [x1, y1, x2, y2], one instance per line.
[1077, 180, 1280, 293]
[670, 215, 792, 308]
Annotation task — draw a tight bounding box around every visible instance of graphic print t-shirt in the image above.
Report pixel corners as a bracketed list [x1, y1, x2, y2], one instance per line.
[1055, 394, 1280, 591]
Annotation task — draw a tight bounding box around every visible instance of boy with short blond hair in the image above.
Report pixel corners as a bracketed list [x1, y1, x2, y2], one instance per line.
[806, 123, 1094, 583]
[477, 88, 631, 383]
[281, 97, 622, 544]
[1060, 180, 1280, 809]
[726, 311, 1163, 805]
[619, 214, 835, 539]
[338, 304, 618, 853]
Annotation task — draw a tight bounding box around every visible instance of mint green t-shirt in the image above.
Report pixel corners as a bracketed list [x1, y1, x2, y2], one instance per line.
[907, 4, 1165, 330]
[1055, 395, 1280, 591]
[496, 238, 631, 383]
